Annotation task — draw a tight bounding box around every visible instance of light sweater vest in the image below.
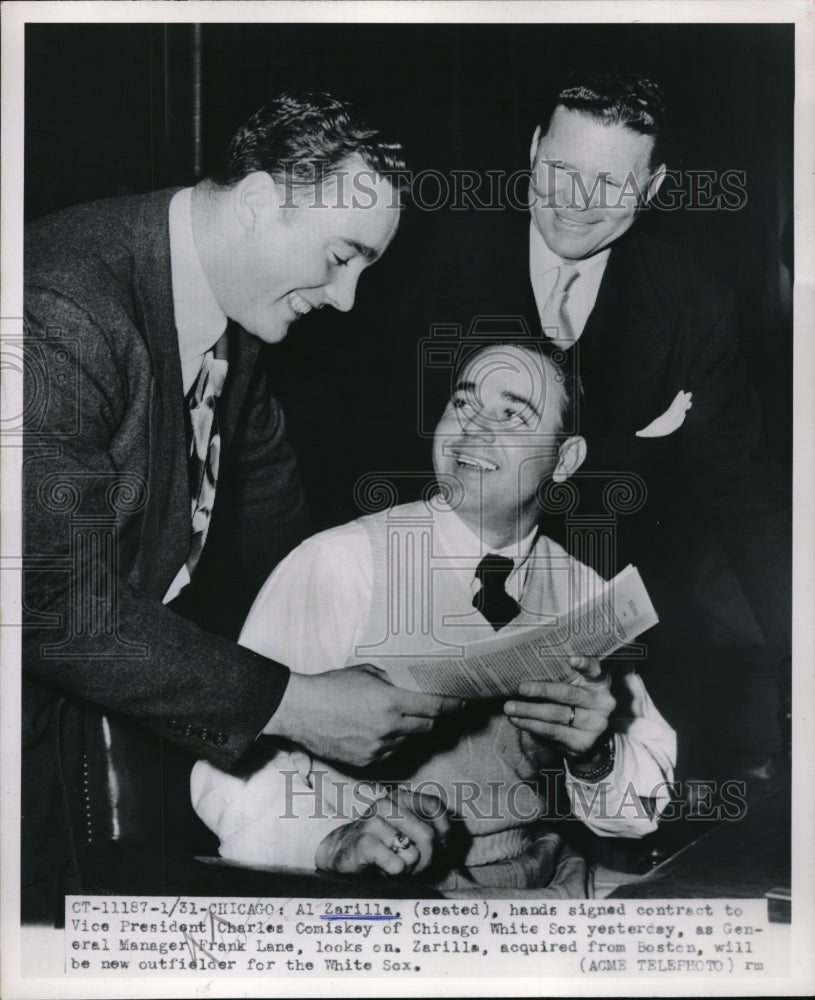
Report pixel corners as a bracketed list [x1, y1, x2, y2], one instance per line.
[352, 501, 593, 869]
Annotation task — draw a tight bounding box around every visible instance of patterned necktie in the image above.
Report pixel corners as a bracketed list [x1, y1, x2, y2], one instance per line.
[539, 264, 579, 345]
[186, 331, 229, 576]
[472, 554, 521, 631]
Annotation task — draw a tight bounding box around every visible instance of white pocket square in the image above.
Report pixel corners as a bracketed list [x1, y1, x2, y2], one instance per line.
[635, 390, 693, 438]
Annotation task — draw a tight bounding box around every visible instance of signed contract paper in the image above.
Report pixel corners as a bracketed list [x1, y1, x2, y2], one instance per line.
[381, 565, 658, 697]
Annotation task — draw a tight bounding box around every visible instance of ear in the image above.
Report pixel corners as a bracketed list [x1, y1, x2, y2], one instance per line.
[552, 435, 586, 483]
[645, 163, 667, 204]
[233, 171, 282, 233]
[529, 125, 543, 168]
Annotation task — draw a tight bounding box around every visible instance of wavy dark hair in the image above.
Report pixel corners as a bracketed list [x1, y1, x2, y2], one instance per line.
[539, 70, 666, 169]
[212, 91, 407, 194]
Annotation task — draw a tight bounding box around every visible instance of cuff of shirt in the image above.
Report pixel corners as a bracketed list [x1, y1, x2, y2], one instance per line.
[192, 753, 369, 870]
[219, 812, 351, 871]
[565, 729, 674, 838]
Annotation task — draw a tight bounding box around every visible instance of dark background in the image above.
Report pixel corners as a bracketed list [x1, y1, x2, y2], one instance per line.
[26, 22, 794, 531]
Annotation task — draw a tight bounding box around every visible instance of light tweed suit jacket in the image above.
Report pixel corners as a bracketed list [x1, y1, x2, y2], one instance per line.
[23, 189, 306, 886]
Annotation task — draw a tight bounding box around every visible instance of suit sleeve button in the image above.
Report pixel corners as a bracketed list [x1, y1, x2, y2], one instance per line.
[214, 733, 228, 747]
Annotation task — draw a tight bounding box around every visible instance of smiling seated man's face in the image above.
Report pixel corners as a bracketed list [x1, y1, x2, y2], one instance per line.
[529, 106, 657, 261]
[432, 345, 584, 546]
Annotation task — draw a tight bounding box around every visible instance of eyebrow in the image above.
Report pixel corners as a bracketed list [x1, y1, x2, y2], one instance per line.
[453, 381, 542, 420]
[540, 157, 623, 187]
[502, 389, 541, 420]
[342, 239, 380, 262]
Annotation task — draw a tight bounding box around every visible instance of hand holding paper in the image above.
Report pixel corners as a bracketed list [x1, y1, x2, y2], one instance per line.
[381, 565, 658, 699]
[505, 657, 616, 758]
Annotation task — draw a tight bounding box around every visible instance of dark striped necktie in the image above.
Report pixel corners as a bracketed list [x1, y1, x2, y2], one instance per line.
[472, 553, 521, 630]
[186, 331, 229, 576]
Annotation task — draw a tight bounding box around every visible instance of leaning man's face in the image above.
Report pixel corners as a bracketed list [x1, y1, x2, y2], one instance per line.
[233, 157, 400, 344]
[530, 106, 656, 261]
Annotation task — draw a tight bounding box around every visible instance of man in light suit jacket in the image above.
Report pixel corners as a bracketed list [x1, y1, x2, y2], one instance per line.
[23, 92, 460, 919]
[403, 71, 790, 785]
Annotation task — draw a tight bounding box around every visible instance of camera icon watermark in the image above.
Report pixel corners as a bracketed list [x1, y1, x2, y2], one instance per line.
[416, 315, 577, 440]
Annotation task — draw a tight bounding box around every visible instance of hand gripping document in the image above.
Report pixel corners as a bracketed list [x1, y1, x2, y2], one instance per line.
[382, 566, 659, 698]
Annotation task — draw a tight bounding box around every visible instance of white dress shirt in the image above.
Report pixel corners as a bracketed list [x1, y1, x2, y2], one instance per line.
[169, 187, 228, 394]
[529, 222, 610, 343]
[162, 188, 228, 604]
[192, 501, 676, 868]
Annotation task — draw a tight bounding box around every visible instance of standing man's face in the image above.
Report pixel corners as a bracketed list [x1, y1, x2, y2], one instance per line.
[219, 156, 400, 343]
[529, 106, 662, 261]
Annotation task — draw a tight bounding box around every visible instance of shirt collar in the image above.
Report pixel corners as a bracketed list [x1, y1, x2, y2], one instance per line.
[529, 220, 611, 279]
[432, 498, 539, 597]
[169, 187, 228, 365]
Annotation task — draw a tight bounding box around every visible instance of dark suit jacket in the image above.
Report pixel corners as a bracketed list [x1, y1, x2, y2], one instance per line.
[23, 190, 307, 884]
[409, 208, 790, 658]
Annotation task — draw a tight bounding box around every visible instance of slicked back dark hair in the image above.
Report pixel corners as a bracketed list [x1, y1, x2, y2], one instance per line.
[540, 70, 666, 170]
[212, 91, 408, 194]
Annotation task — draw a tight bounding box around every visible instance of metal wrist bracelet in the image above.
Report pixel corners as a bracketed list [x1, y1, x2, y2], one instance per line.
[567, 732, 616, 782]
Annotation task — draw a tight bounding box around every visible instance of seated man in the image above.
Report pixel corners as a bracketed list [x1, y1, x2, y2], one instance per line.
[192, 342, 676, 896]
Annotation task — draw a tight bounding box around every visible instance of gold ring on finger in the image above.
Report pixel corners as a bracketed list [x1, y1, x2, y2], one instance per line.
[389, 832, 413, 854]
[568, 705, 577, 728]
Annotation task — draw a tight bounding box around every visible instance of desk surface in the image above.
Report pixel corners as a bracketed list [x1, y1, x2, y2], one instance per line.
[610, 783, 790, 899]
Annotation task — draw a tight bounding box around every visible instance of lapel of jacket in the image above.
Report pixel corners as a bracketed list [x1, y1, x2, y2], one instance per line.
[579, 229, 673, 405]
[437, 207, 538, 338]
[513, 212, 541, 332]
[490, 208, 539, 336]
[129, 190, 192, 586]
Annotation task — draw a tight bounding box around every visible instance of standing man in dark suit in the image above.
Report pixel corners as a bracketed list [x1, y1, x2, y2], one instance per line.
[414, 71, 789, 786]
[23, 92, 460, 919]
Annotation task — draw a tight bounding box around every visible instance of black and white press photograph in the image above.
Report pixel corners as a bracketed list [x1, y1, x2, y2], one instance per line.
[1, 2, 813, 996]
